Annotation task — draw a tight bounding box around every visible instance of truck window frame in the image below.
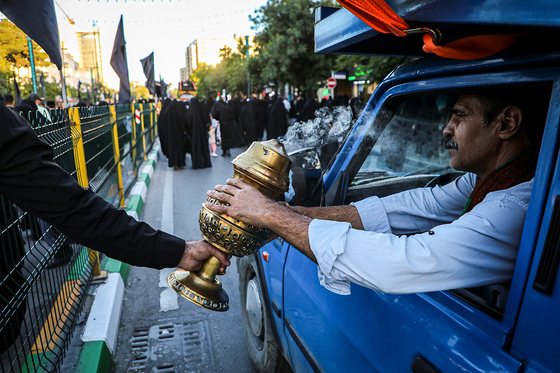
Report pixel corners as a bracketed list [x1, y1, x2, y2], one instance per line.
[339, 79, 553, 323]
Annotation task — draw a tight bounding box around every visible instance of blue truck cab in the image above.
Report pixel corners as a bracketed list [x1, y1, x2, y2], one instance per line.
[237, 2, 560, 372]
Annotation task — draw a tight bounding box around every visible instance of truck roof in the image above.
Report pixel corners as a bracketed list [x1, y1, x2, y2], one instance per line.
[315, 1, 560, 56]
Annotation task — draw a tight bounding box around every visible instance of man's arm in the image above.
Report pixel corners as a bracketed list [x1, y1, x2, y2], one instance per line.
[0, 106, 229, 272]
[205, 178, 317, 262]
[291, 205, 364, 230]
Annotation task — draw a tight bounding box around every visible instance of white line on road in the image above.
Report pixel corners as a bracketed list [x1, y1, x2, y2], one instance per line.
[161, 169, 174, 234]
[160, 169, 179, 312]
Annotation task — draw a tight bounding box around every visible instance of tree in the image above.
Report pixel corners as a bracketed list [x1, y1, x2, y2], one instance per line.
[0, 20, 50, 73]
[333, 55, 409, 86]
[131, 81, 150, 102]
[249, 0, 336, 97]
[0, 19, 52, 97]
[191, 39, 250, 100]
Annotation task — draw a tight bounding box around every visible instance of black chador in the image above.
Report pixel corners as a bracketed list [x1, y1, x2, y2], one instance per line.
[239, 99, 265, 144]
[166, 100, 190, 169]
[211, 101, 245, 157]
[296, 97, 320, 123]
[188, 98, 212, 169]
[266, 98, 289, 140]
[158, 98, 172, 157]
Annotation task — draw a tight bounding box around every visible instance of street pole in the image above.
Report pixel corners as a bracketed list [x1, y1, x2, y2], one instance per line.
[60, 42, 68, 108]
[27, 37, 38, 94]
[245, 35, 250, 99]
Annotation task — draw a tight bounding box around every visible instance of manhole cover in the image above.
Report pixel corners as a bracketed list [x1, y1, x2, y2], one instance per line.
[126, 314, 214, 372]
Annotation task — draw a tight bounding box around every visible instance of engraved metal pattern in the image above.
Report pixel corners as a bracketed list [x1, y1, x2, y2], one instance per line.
[198, 198, 270, 257]
[167, 140, 290, 312]
[167, 271, 229, 311]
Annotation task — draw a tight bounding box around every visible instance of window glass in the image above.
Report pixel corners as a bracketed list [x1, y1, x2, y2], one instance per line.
[352, 93, 455, 187]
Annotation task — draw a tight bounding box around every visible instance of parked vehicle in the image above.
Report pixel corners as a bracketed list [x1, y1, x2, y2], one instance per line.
[238, 2, 560, 372]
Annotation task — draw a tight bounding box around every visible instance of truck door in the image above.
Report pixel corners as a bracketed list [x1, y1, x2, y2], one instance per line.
[281, 71, 557, 372]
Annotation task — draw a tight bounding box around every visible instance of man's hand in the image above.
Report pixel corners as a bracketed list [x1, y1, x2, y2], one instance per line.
[205, 178, 281, 228]
[205, 179, 317, 262]
[177, 240, 230, 275]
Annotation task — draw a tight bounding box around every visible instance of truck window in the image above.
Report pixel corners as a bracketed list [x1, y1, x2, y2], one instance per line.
[346, 85, 551, 320]
[347, 92, 460, 202]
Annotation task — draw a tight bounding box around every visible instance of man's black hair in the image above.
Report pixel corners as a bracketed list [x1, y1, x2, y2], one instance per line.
[461, 85, 552, 145]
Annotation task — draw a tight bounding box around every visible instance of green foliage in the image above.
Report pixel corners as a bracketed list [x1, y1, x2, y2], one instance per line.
[0, 19, 53, 97]
[192, 39, 249, 99]
[249, 0, 335, 96]
[131, 81, 150, 102]
[0, 69, 11, 94]
[333, 55, 407, 84]
[0, 19, 50, 70]
[188, 0, 405, 100]
[20, 77, 61, 102]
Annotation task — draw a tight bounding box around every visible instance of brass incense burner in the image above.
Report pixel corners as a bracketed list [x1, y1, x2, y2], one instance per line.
[167, 140, 291, 311]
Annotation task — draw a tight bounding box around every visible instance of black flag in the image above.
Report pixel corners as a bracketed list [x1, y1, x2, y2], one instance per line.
[159, 74, 168, 98]
[0, 0, 62, 70]
[110, 15, 131, 104]
[40, 73, 46, 100]
[13, 74, 21, 105]
[140, 52, 155, 95]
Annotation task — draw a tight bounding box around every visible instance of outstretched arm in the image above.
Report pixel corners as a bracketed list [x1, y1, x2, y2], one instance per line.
[205, 178, 317, 262]
[290, 205, 364, 230]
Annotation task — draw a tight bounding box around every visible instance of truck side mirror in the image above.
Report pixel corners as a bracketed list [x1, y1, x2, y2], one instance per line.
[285, 147, 324, 207]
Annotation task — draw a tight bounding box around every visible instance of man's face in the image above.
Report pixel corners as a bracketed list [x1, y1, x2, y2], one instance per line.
[442, 94, 500, 177]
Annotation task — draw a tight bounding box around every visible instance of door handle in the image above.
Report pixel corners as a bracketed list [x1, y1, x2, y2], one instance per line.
[411, 356, 440, 373]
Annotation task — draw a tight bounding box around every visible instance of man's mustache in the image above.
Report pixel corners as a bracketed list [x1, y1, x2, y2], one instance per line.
[443, 137, 458, 150]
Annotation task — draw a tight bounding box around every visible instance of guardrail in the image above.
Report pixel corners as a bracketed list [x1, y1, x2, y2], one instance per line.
[0, 102, 158, 373]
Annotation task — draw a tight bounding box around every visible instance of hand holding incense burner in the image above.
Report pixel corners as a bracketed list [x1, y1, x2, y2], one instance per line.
[167, 140, 291, 312]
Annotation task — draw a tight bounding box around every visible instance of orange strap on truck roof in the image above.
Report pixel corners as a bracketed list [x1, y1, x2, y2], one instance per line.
[337, 0, 522, 60]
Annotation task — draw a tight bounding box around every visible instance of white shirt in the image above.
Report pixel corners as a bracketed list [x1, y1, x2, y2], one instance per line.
[308, 173, 533, 295]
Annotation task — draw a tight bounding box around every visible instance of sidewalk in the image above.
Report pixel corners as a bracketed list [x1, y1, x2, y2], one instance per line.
[71, 143, 163, 373]
[63, 143, 257, 373]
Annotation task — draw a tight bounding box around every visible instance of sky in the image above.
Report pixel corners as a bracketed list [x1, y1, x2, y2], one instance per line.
[54, 0, 268, 90]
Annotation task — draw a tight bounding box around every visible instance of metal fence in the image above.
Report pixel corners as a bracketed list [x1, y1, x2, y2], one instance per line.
[0, 103, 158, 372]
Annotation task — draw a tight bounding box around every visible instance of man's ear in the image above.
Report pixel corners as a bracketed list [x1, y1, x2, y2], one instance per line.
[497, 106, 523, 140]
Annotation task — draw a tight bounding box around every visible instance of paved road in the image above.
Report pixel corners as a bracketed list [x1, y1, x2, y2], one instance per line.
[112, 146, 258, 373]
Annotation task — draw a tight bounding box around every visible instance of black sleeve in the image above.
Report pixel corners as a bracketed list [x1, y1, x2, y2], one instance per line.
[0, 106, 185, 269]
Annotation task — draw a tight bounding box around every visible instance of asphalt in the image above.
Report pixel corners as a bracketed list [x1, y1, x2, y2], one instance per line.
[60, 144, 259, 373]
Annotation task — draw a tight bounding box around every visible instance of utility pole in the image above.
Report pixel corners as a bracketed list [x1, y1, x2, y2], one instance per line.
[27, 37, 38, 94]
[55, 0, 75, 107]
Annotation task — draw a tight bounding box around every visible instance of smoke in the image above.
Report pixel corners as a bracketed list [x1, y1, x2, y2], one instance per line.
[278, 105, 356, 160]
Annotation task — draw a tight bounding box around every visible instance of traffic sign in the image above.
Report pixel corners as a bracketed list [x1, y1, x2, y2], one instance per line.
[327, 77, 337, 89]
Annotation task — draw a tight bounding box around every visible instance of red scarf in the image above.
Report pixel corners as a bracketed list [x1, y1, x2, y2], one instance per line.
[462, 149, 538, 215]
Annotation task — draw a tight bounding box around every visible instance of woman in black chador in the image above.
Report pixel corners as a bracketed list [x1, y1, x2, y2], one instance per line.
[211, 101, 245, 157]
[166, 100, 190, 169]
[187, 97, 212, 169]
[239, 98, 265, 144]
[296, 97, 320, 122]
[265, 97, 289, 140]
[158, 98, 172, 157]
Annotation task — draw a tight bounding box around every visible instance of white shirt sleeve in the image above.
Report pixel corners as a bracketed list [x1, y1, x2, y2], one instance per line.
[352, 173, 475, 234]
[309, 178, 533, 295]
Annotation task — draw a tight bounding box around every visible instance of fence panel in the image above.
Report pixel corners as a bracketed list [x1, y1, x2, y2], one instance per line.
[0, 103, 158, 372]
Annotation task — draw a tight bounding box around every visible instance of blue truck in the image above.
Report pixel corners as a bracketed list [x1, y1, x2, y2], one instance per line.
[237, 1, 560, 372]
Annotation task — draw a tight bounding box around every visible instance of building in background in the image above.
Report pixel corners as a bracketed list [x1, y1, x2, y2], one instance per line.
[77, 29, 103, 87]
[184, 36, 253, 80]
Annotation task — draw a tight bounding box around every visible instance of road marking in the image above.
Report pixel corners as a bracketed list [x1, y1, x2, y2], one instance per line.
[161, 169, 174, 234]
[160, 169, 179, 312]
[160, 288, 179, 312]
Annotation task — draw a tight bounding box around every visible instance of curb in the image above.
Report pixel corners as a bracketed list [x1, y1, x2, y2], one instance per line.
[77, 142, 161, 373]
